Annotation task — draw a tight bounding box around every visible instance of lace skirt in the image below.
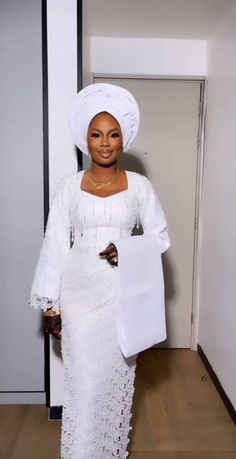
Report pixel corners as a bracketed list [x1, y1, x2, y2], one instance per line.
[60, 250, 137, 459]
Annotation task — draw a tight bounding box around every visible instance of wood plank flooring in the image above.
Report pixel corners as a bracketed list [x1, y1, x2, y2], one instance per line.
[0, 350, 235, 458]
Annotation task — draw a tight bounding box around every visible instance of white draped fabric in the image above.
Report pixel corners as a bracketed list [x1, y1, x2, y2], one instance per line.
[115, 234, 166, 358]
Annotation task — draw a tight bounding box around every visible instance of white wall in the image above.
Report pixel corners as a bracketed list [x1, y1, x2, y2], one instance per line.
[47, 0, 78, 407]
[83, 1, 92, 86]
[0, 0, 45, 404]
[198, 3, 236, 409]
[91, 37, 207, 76]
[47, 0, 78, 191]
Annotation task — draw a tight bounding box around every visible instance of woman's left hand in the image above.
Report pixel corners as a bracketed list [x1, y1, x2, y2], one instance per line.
[43, 313, 62, 340]
[99, 243, 118, 266]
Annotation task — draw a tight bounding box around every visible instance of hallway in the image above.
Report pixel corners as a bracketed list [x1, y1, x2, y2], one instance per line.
[0, 349, 235, 458]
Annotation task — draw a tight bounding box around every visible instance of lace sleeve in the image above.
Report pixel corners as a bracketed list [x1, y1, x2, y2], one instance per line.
[29, 175, 75, 312]
[138, 174, 170, 254]
[29, 294, 60, 313]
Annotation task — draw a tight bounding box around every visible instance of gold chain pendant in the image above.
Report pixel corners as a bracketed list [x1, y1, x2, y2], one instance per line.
[88, 169, 120, 190]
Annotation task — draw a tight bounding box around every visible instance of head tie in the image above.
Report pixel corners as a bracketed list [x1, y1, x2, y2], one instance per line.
[68, 83, 140, 155]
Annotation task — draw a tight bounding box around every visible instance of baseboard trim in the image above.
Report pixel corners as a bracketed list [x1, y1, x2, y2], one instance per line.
[49, 405, 62, 420]
[197, 344, 236, 424]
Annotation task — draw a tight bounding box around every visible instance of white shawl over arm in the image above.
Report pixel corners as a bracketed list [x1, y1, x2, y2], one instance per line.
[29, 175, 74, 312]
[114, 173, 171, 358]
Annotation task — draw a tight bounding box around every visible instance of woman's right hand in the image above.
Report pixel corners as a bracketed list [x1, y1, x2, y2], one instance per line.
[99, 243, 118, 266]
[43, 312, 62, 340]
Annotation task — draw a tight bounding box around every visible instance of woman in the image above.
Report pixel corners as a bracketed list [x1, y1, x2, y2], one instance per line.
[30, 83, 170, 458]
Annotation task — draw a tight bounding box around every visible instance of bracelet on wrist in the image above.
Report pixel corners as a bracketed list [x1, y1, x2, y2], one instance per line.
[42, 309, 60, 317]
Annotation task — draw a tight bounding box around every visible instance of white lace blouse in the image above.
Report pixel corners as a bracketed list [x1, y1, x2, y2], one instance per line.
[29, 170, 170, 312]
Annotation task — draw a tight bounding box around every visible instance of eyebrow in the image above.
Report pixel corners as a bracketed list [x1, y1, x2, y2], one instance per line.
[90, 128, 120, 134]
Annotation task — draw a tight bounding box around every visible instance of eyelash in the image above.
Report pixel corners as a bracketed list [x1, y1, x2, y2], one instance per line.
[91, 132, 120, 138]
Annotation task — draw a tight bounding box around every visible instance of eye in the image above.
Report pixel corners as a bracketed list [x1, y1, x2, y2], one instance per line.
[111, 132, 120, 138]
[91, 132, 100, 138]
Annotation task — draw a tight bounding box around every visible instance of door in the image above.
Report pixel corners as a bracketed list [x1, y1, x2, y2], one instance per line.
[94, 77, 201, 348]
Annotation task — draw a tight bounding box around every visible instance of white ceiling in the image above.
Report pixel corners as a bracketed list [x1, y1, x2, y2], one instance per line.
[83, 0, 234, 39]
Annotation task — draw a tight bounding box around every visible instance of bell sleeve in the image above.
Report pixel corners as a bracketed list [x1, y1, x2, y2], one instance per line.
[29, 176, 73, 312]
[138, 174, 170, 254]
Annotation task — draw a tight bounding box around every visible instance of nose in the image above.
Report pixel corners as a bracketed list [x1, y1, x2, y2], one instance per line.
[100, 135, 110, 146]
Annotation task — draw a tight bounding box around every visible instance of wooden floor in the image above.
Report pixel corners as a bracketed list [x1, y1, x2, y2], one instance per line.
[0, 350, 235, 459]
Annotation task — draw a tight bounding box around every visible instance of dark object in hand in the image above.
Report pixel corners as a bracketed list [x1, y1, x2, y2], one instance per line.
[43, 314, 62, 340]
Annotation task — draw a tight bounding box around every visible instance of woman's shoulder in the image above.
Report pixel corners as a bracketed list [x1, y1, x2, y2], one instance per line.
[56, 170, 82, 188]
[53, 171, 82, 200]
[126, 170, 153, 190]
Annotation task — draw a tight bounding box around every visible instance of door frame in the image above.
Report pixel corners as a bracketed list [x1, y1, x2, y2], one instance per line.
[92, 73, 207, 350]
[42, 0, 83, 410]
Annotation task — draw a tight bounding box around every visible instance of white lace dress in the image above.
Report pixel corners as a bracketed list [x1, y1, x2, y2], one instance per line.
[30, 170, 170, 459]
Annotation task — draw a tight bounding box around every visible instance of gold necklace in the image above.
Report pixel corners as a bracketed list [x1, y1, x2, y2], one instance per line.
[88, 168, 120, 191]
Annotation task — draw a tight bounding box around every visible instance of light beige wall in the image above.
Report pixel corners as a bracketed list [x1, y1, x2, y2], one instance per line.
[198, 3, 236, 409]
[91, 37, 207, 76]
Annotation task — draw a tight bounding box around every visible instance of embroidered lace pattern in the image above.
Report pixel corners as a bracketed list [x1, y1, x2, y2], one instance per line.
[61, 298, 137, 459]
[29, 294, 60, 312]
[30, 170, 170, 458]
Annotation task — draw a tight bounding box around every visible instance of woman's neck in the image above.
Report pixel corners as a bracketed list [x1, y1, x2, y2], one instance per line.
[90, 163, 119, 181]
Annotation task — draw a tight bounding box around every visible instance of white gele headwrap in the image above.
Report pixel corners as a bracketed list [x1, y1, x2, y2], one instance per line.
[68, 83, 140, 155]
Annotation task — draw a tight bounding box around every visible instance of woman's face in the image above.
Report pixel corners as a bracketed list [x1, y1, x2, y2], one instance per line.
[87, 112, 123, 167]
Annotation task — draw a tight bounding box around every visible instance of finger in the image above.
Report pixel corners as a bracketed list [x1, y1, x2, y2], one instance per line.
[44, 328, 59, 338]
[52, 333, 61, 340]
[99, 243, 116, 256]
[107, 243, 116, 250]
[99, 248, 113, 257]
[110, 258, 118, 267]
[106, 248, 117, 259]
[107, 255, 118, 266]
[45, 322, 61, 336]
[107, 251, 118, 260]
[52, 329, 61, 340]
